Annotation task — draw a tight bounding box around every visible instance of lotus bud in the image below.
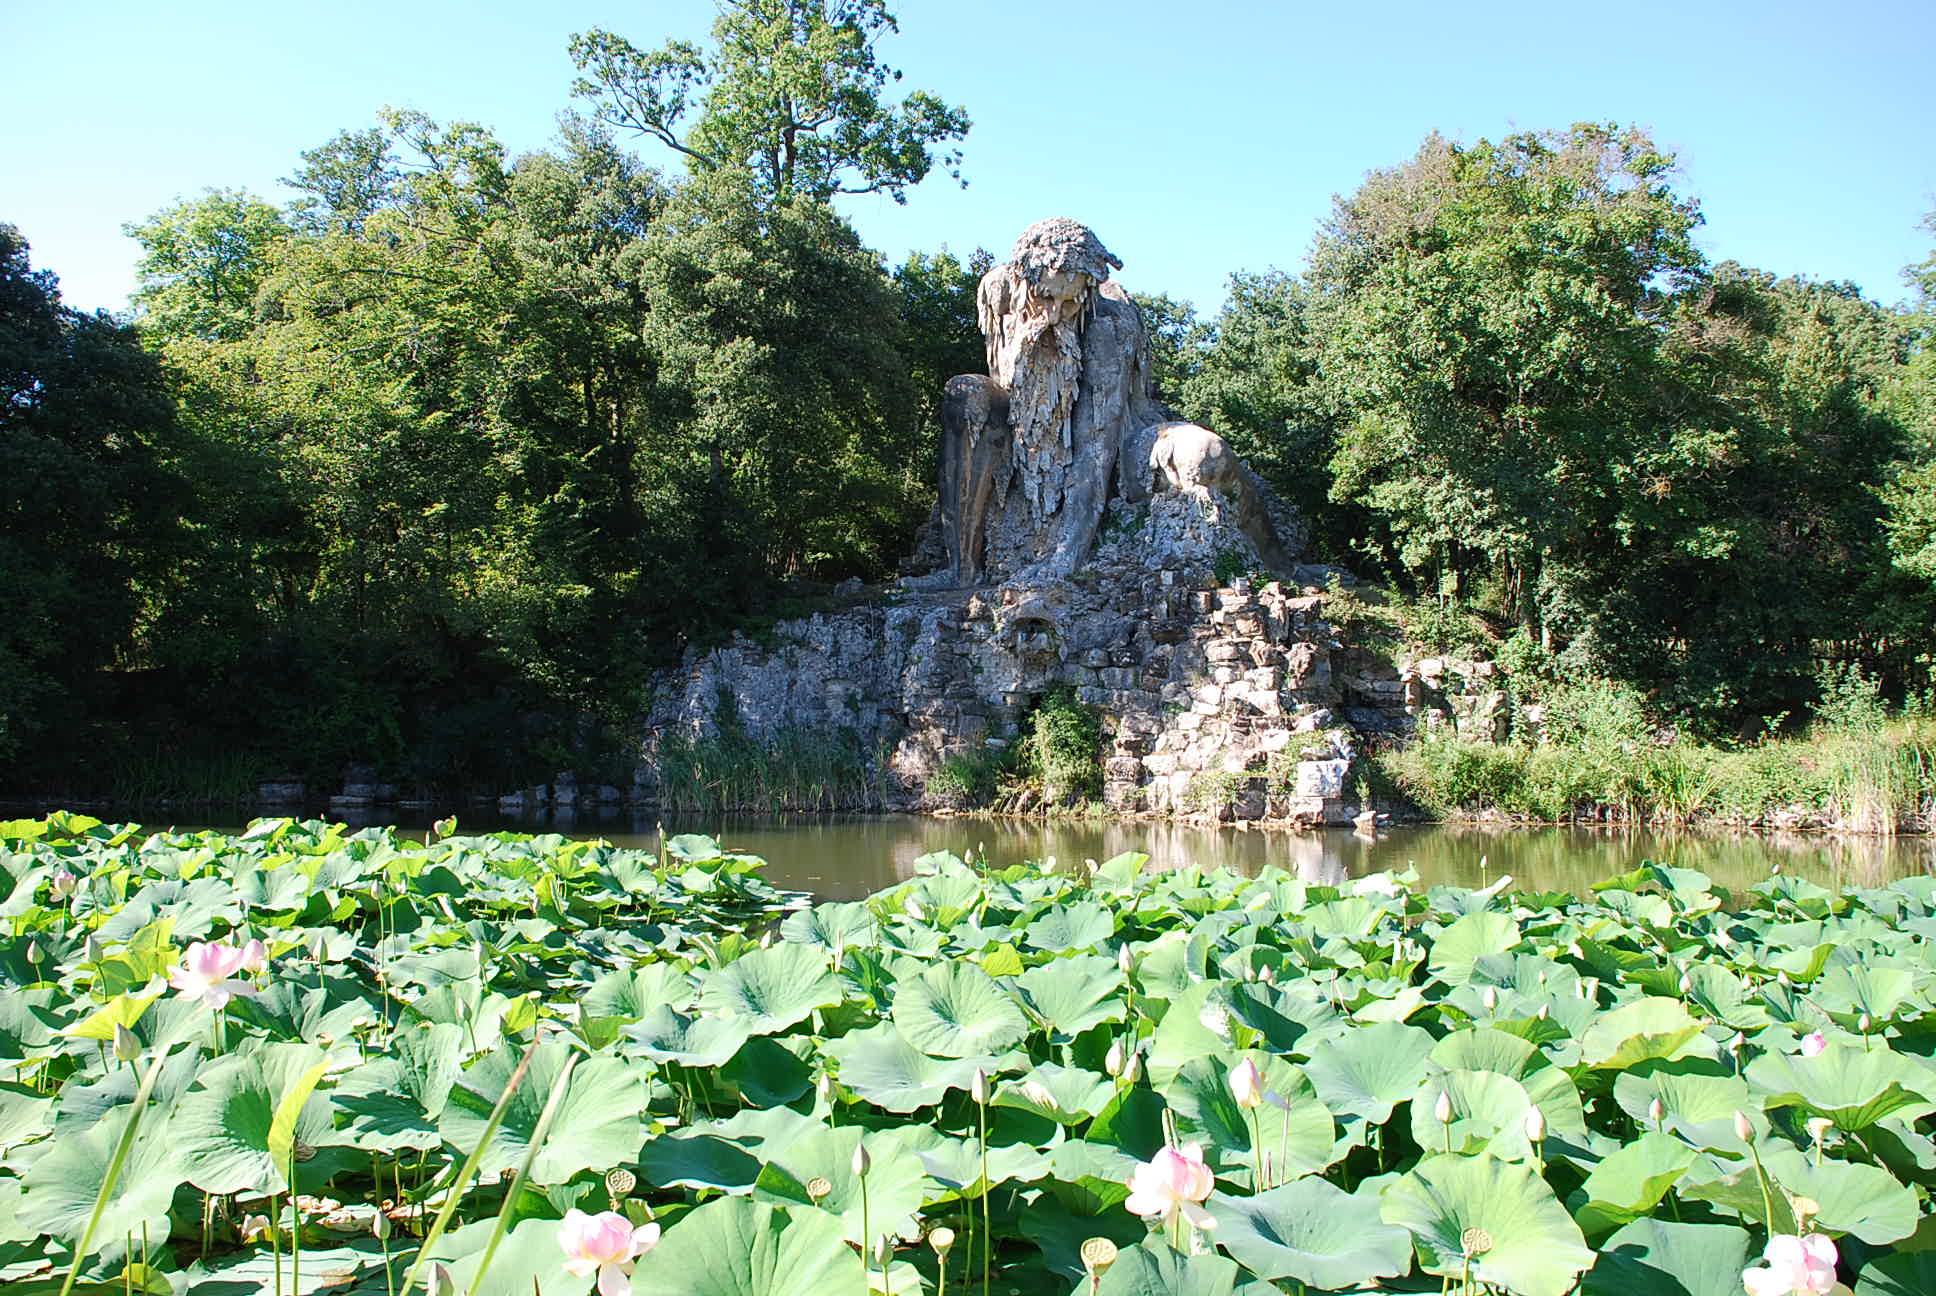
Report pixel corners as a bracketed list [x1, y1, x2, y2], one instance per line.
[1434, 1091, 1454, 1124]
[1085, 857, 1099, 876]
[806, 1176, 833, 1202]
[760, 930, 773, 948]
[875, 1236, 892, 1267]
[817, 1073, 835, 1104]
[1482, 987, 1498, 1012]
[1105, 1039, 1126, 1077]
[1123, 1051, 1142, 1084]
[1859, 1013, 1872, 1034]
[1806, 1117, 1833, 1144]
[1229, 1058, 1265, 1110]
[972, 1068, 989, 1105]
[1536, 1003, 1550, 1020]
[851, 1141, 870, 1177]
[905, 897, 925, 922]
[1730, 1031, 1747, 1053]
[1733, 1110, 1754, 1143]
[1080, 1237, 1119, 1277]
[86, 934, 104, 962]
[373, 1210, 391, 1240]
[929, 1226, 956, 1258]
[1648, 1097, 1665, 1125]
[25, 941, 40, 965]
[1260, 964, 1276, 984]
[1524, 1107, 1546, 1143]
[1777, 972, 1791, 989]
[112, 1022, 141, 1063]
[239, 1213, 271, 1243]
[1678, 973, 1693, 994]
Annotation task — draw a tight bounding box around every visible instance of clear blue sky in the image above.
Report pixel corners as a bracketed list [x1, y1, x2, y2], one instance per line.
[5, 0, 1932, 315]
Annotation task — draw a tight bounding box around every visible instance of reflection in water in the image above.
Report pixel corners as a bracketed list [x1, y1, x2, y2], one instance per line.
[427, 810, 1936, 902]
[142, 807, 1936, 903]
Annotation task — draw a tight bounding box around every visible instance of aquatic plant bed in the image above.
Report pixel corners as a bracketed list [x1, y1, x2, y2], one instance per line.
[1, 813, 1932, 1295]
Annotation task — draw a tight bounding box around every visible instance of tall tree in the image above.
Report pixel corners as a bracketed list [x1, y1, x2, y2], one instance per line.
[569, 0, 969, 205]
[123, 189, 288, 343]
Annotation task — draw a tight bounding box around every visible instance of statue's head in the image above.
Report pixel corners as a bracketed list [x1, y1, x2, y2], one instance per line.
[1009, 219, 1121, 319]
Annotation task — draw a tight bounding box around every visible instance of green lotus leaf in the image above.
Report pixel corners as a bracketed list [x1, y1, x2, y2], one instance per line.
[698, 942, 842, 1035]
[1076, 1240, 1278, 1296]
[638, 1130, 763, 1194]
[1746, 1040, 1936, 1129]
[173, 1041, 334, 1194]
[1208, 1177, 1412, 1289]
[1568, 1131, 1698, 1240]
[335, 1021, 464, 1151]
[1429, 1027, 1587, 1140]
[780, 901, 878, 951]
[1304, 1020, 1436, 1123]
[822, 1023, 993, 1113]
[1856, 1251, 1936, 1296]
[627, 1196, 860, 1296]
[1812, 961, 1919, 1023]
[890, 961, 1029, 1058]
[439, 1042, 644, 1183]
[15, 1101, 180, 1246]
[752, 1125, 927, 1246]
[1016, 1195, 1147, 1282]
[1015, 954, 1126, 1037]
[885, 1124, 1051, 1196]
[626, 1004, 753, 1068]
[994, 1063, 1116, 1124]
[1163, 1054, 1333, 1180]
[1429, 910, 1522, 984]
[1613, 1061, 1763, 1153]
[1580, 1218, 1755, 1296]
[1760, 1144, 1919, 1244]
[1379, 1152, 1595, 1296]
[1025, 901, 1115, 952]
[1411, 1069, 1541, 1160]
[1580, 997, 1713, 1070]
[583, 962, 694, 1020]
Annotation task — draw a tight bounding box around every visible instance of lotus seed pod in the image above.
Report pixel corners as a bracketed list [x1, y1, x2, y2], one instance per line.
[1434, 1091, 1453, 1124]
[1733, 1110, 1754, 1142]
[294, 1139, 317, 1162]
[1460, 1226, 1494, 1257]
[1649, 1098, 1665, 1124]
[1080, 1237, 1120, 1275]
[1806, 1117, 1833, 1143]
[1105, 1040, 1126, 1077]
[972, 1068, 989, 1105]
[852, 1141, 870, 1177]
[112, 1022, 140, 1063]
[806, 1176, 834, 1202]
[929, 1226, 956, 1257]
[606, 1168, 636, 1198]
[1524, 1107, 1546, 1142]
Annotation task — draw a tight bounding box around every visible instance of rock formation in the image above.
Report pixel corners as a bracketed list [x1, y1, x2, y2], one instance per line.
[917, 218, 1293, 587]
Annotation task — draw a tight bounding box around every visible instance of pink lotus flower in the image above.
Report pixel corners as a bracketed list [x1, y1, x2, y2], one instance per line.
[559, 1209, 661, 1296]
[167, 940, 268, 1008]
[1742, 1232, 1837, 1296]
[1800, 1032, 1828, 1058]
[49, 869, 78, 899]
[1125, 1142, 1216, 1229]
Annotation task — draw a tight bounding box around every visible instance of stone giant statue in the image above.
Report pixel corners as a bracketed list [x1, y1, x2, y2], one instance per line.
[918, 218, 1293, 588]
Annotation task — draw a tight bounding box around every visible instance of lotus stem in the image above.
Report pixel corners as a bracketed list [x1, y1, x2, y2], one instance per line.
[58, 1050, 164, 1296]
[400, 1044, 536, 1296]
[855, 1139, 871, 1295]
[465, 1052, 578, 1296]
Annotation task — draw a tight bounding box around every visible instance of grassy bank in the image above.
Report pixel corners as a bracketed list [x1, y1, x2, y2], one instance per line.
[1378, 716, 1936, 834]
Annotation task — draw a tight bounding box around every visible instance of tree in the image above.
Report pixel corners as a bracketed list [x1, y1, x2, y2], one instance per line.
[0, 226, 177, 764]
[569, 0, 969, 205]
[123, 189, 289, 342]
[894, 246, 989, 494]
[1311, 124, 1705, 623]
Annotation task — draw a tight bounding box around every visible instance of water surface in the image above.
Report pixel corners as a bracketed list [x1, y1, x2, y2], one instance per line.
[165, 809, 1935, 901]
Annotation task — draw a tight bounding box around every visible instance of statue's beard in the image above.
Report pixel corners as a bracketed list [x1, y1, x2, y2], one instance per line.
[984, 275, 1091, 520]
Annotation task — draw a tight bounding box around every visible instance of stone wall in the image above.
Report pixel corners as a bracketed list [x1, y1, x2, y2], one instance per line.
[635, 496, 1431, 825]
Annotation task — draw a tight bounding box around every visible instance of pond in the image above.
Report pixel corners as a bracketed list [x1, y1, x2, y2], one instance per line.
[179, 809, 1936, 901]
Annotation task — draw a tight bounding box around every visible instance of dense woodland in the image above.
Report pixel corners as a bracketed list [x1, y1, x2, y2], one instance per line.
[3, 0, 1933, 801]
